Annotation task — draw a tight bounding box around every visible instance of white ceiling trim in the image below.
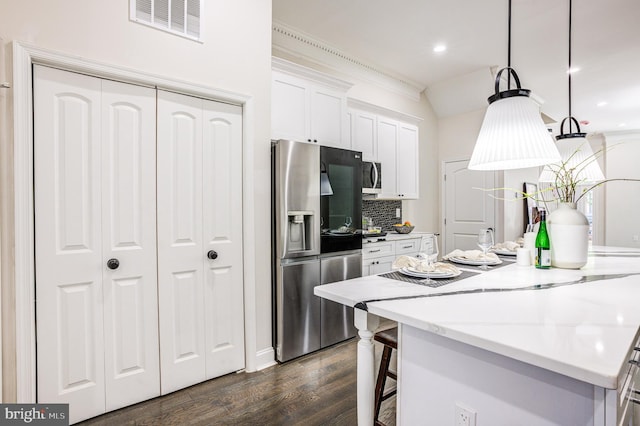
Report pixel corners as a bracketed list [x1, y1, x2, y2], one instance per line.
[272, 21, 424, 101]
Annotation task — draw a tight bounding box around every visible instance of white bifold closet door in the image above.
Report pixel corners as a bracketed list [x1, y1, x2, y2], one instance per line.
[157, 90, 245, 394]
[34, 65, 159, 423]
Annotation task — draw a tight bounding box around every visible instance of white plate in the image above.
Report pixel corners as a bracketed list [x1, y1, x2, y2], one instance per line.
[448, 256, 502, 266]
[406, 266, 449, 275]
[492, 249, 517, 256]
[399, 267, 461, 279]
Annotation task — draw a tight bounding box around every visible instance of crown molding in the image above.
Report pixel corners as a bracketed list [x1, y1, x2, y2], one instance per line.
[272, 21, 424, 101]
[348, 98, 423, 124]
[272, 57, 353, 91]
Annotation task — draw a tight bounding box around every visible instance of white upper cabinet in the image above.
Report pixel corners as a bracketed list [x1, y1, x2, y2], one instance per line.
[396, 122, 419, 199]
[272, 58, 352, 148]
[350, 109, 378, 161]
[350, 101, 420, 200]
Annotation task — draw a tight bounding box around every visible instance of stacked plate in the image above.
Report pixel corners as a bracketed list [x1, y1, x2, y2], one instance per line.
[491, 249, 517, 256]
[448, 257, 502, 266]
[399, 266, 461, 279]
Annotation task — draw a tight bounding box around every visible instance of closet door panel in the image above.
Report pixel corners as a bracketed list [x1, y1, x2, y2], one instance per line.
[101, 80, 160, 410]
[34, 65, 106, 424]
[202, 101, 245, 378]
[157, 90, 206, 394]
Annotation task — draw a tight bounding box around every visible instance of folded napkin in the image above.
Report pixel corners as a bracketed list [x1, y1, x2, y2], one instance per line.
[491, 241, 521, 252]
[443, 249, 500, 262]
[393, 255, 460, 273]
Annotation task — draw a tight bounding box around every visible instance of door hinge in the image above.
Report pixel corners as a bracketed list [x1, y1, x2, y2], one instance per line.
[444, 218, 446, 225]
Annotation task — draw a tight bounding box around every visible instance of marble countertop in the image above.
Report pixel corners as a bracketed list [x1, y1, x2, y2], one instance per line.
[314, 246, 640, 389]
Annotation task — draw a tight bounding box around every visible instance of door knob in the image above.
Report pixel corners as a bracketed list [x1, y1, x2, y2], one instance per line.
[107, 258, 120, 270]
[207, 250, 218, 260]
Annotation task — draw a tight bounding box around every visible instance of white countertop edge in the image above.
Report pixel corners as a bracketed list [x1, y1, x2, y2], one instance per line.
[365, 302, 638, 389]
[315, 247, 640, 390]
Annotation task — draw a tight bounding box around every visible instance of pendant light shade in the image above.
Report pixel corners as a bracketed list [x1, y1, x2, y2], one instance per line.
[469, 83, 561, 170]
[538, 118, 605, 183]
[539, 0, 604, 184]
[468, 0, 561, 171]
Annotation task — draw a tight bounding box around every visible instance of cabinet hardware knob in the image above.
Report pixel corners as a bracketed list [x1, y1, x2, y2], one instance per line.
[107, 258, 119, 270]
[207, 250, 218, 260]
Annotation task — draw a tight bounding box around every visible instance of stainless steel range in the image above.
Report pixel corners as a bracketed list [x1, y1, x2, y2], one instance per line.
[272, 140, 362, 362]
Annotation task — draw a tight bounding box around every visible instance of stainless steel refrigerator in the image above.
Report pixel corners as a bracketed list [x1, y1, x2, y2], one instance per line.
[272, 140, 361, 362]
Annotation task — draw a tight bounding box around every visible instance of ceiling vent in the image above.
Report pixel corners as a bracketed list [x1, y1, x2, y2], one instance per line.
[131, 0, 202, 41]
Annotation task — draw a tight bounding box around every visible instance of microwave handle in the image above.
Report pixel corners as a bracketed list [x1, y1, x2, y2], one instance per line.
[371, 163, 379, 188]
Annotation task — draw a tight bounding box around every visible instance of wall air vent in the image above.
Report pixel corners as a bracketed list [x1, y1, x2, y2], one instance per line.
[130, 0, 202, 41]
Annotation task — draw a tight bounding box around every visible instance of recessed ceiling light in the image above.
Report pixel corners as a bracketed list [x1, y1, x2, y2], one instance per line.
[567, 66, 581, 74]
[433, 45, 446, 53]
[596, 101, 608, 107]
[619, 123, 627, 127]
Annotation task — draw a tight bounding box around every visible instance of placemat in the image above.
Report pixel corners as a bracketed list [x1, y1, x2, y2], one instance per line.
[379, 269, 479, 288]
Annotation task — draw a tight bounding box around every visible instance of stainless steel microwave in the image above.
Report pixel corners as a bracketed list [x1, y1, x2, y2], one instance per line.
[362, 161, 382, 194]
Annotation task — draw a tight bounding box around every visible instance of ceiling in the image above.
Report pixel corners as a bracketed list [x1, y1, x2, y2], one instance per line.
[272, 0, 640, 134]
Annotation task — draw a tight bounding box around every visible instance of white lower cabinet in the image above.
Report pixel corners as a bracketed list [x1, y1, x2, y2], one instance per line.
[362, 237, 423, 276]
[34, 66, 244, 424]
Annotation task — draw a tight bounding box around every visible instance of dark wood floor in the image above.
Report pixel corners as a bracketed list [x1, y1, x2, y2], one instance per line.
[78, 339, 395, 425]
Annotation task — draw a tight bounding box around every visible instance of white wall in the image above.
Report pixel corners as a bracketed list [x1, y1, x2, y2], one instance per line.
[603, 131, 640, 247]
[272, 51, 440, 234]
[0, 0, 273, 400]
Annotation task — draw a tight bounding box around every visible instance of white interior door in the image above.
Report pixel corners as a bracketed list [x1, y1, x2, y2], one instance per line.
[443, 160, 496, 254]
[34, 65, 105, 423]
[157, 91, 245, 393]
[157, 91, 206, 394]
[34, 66, 160, 422]
[100, 80, 160, 411]
[202, 100, 245, 379]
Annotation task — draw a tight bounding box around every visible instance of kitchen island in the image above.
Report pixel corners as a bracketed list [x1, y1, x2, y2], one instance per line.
[314, 246, 640, 425]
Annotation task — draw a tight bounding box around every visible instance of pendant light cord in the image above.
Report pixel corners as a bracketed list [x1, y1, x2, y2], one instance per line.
[507, 0, 512, 87]
[568, 0, 573, 132]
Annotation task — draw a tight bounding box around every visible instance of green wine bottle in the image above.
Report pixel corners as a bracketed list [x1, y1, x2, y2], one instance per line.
[535, 209, 551, 269]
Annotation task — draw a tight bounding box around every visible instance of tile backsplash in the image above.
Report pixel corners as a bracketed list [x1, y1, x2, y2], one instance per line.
[362, 199, 402, 232]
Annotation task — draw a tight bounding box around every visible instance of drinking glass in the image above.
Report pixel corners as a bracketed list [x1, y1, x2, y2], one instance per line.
[477, 228, 494, 270]
[420, 234, 439, 285]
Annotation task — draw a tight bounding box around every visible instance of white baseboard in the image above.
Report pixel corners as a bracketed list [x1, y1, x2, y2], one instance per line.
[254, 347, 276, 371]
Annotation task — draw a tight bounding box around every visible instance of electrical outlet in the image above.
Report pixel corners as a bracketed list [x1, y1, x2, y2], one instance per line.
[396, 208, 401, 218]
[633, 235, 639, 242]
[455, 403, 477, 426]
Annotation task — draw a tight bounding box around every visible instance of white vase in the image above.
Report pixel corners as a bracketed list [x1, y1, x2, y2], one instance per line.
[547, 202, 589, 269]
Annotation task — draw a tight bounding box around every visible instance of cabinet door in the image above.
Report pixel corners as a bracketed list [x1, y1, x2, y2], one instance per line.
[377, 117, 399, 198]
[351, 109, 377, 161]
[272, 71, 308, 142]
[367, 256, 397, 275]
[157, 91, 206, 394]
[362, 254, 397, 276]
[397, 123, 419, 199]
[310, 85, 346, 147]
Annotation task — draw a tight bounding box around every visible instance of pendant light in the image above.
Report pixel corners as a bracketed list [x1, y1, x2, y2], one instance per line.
[469, 0, 561, 171]
[538, 0, 604, 184]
